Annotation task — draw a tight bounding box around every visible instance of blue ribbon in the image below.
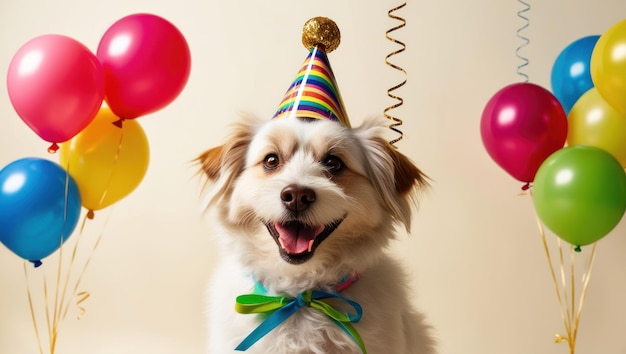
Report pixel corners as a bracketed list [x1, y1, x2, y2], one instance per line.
[234, 289, 366, 353]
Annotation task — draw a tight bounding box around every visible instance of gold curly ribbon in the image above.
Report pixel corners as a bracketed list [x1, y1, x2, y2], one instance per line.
[74, 291, 90, 320]
[384, 2, 408, 148]
[554, 333, 569, 344]
[529, 190, 597, 354]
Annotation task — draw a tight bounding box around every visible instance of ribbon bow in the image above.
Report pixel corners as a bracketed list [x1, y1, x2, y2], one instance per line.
[234, 289, 366, 353]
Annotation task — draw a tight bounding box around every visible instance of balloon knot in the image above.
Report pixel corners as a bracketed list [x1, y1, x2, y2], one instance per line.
[112, 118, 124, 128]
[47, 143, 59, 154]
[87, 210, 95, 220]
[521, 182, 530, 191]
[31, 260, 43, 268]
[574, 245, 582, 252]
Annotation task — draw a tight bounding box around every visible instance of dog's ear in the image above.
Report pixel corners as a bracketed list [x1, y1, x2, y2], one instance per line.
[197, 145, 226, 181]
[354, 118, 429, 231]
[196, 117, 259, 208]
[371, 137, 429, 232]
[387, 142, 429, 196]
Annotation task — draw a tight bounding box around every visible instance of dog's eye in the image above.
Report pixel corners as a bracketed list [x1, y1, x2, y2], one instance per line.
[322, 155, 344, 173]
[263, 153, 280, 170]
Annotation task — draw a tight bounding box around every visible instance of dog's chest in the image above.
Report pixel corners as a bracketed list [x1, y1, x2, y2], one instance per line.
[240, 309, 362, 354]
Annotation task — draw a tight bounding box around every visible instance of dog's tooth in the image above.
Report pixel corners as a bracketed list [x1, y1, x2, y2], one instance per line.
[307, 239, 314, 252]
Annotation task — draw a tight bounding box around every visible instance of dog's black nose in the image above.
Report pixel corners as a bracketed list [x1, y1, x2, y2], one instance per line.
[280, 184, 316, 211]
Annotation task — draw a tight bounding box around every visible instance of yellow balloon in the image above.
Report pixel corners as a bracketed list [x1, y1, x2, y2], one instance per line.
[567, 87, 626, 167]
[59, 107, 150, 213]
[591, 19, 626, 114]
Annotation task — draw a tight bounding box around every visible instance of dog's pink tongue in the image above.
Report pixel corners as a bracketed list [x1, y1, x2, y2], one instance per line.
[275, 222, 324, 254]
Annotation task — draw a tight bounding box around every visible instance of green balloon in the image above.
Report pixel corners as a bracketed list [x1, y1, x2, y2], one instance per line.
[533, 145, 626, 247]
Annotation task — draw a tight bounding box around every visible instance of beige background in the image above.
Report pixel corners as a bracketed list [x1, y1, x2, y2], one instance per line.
[1, 0, 626, 353]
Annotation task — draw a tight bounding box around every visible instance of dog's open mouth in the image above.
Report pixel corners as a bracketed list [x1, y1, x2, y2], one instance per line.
[265, 217, 345, 264]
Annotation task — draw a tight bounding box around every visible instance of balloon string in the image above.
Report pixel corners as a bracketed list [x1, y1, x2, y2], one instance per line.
[56, 212, 87, 327]
[384, 2, 407, 148]
[28, 156, 113, 353]
[26, 209, 113, 353]
[515, 0, 531, 82]
[48, 161, 73, 353]
[23, 262, 44, 354]
[96, 124, 126, 210]
[42, 273, 57, 354]
[529, 189, 596, 354]
[61, 208, 113, 322]
[23, 139, 117, 352]
[536, 212, 571, 338]
[557, 238, 573, 336]
[572, 242, 597, 351]
[569, 242, 576, 339]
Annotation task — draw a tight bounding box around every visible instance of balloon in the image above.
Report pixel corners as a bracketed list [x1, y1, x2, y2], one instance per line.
[0, 158, 81, 266]
[591, 19, 626, 114]
[481, 82, 568, 183]
[7, 34, 104, 149]
[551, 35, 599, 115]
[567, 87, 626, 166]
[96, 13, 191, 119]
[59, 107, 150, 213]
[533, 145, 626, 247]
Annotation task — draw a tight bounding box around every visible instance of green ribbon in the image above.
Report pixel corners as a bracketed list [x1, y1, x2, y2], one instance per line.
[234, 289, 366, 353]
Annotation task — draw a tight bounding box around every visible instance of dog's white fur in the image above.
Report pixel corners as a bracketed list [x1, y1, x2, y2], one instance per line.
[198, 115, 436, 354]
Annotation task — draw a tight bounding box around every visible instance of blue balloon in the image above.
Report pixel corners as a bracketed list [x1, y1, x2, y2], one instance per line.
[0, 158, 81, 267]
[551, 35, 600, 115]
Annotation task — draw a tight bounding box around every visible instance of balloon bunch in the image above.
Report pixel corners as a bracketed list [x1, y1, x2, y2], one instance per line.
[0, 13, 190, 354]
[482, 19, 626, 249]
[481, 18, 626, 354]
[0, 13, 190, 267]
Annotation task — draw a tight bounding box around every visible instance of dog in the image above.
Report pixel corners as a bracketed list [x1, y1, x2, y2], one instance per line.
[198, 114, 436, 353]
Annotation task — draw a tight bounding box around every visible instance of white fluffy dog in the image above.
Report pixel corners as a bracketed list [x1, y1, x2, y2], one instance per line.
[198, 115, 436, 354]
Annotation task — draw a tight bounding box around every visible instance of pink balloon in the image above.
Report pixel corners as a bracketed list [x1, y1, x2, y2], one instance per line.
[7, 35, 104, 147]
[96, 13, 191, 119]
[481, 83, 568, 183]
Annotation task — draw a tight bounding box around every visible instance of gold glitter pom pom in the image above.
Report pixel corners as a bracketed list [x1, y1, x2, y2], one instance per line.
[302, 17, 340, 53]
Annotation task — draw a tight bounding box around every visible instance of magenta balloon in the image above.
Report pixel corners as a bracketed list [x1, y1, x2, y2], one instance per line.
[481, 83, 568, 182]
[7, 35, 104, 144]
[96, 13, 191, 119]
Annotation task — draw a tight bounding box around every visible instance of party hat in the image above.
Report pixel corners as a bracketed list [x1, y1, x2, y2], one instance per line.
[273, 17, 350, 127]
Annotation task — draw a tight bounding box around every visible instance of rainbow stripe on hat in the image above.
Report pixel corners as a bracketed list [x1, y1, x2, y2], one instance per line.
[273, 46, 350, 127]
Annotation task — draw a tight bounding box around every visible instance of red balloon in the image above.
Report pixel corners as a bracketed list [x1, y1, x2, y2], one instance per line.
[7, 35, 104, 146]
[480, 83, 568, 182]
[96, 13, 191, 119]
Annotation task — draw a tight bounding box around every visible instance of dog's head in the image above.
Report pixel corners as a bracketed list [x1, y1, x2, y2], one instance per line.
[198, 116, 427, 279]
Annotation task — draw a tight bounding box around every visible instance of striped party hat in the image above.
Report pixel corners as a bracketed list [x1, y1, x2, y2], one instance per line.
[273, 17, 350, 127]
